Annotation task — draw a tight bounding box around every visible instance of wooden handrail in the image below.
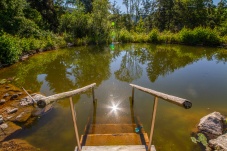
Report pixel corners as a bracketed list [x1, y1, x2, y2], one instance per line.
[130, 84, 192, 151]
[37, 83, 96, 108]
[130, 84, 192, 109]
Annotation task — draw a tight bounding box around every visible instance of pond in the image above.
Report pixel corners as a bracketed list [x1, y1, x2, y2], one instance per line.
[0, 44, 227, 151]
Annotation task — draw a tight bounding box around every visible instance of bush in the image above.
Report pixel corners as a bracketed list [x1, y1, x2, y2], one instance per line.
[20, 38, 31, 52]
[0, 33, 22, 64]
[159, 31, 180, 44]
[179, 27, 221, 46]
[179, 28, 196, 45]
[132, 32, 148, 43]
[148, 29, 159, 43]
[119, 29, 132, 42]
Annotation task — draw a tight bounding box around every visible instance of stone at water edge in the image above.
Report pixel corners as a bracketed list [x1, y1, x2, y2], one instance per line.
[0, 115, 4, 124]
[0, 122, 22, 142]
[1, 139, 38, 151]
[198, 112, 225, 140]
[0, 99, 6, 104]
[209, 133, 227, 150]
[7, 108, 18, 114]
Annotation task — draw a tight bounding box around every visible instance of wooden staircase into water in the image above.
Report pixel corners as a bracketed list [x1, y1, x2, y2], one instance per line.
[37, 83, 192, 151]
[76, 123, 155, 151]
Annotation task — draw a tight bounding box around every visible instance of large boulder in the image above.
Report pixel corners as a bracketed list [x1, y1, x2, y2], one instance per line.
[209, 133, 227, 150]
[198, 112, 225, 140]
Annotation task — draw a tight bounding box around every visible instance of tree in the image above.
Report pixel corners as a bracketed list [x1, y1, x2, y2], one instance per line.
[0, 0, 27, 34]
[27, 0, 59, 31]
[90, 0, 110, 43]
[79, 0, 93, 13]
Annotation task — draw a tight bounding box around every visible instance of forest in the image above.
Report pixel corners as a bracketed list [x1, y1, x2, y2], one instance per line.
[0, 0, 227, 65]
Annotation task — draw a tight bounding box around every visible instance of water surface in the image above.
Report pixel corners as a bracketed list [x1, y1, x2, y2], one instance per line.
[0, 44, 227, 151]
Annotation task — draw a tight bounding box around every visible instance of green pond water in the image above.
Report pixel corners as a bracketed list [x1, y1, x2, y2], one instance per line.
[0, 44, 227, 151]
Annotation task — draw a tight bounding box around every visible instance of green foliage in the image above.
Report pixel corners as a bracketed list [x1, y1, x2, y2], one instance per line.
[179, 27, 220, 46]
[15, 17, 41, 38]
[191, 133, 208, 147]
[197, 133, 208, 147]
[0, 0, 27, 34]
[179, 28, 196, 45]
[0, 33, 22, 64]
[132, 32, 148, 43]
[119, 29, 132, 42]
[148, 29, 159, 43]
[190, 137, 197, 144]
[159, 31, 180, 44]
[135, 17, 145, 33]
[20, 38, 31, 52]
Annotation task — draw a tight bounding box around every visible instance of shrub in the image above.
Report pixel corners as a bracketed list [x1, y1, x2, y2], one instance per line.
[179, 28, 196, 45]
[148, 29, 159, 43]
[119, 29, 132, 42]
[180, 27, 221, 46]
[159, 31, 180, 44]
[29, 38, 42, 50]
[132, 32, 148, 43]
[20, 38, 31, 52]
[0, 33, 22, 64]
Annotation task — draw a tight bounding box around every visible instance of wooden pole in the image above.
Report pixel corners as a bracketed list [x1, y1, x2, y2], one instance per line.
[92, 87, 95, 103]
[148, 97, 158, 151]
[69, 97, 81, 151]
[37, 83, 96, 108]
[132, 87, 134, 105]
[130, 84, 192, 109]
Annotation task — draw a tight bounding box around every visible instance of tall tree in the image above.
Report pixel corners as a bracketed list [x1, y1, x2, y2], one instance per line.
[27, 0, 59, 31]
[79, 0, 93, 12]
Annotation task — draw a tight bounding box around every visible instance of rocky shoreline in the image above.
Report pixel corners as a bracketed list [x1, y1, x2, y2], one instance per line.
[193, 112, 227, 150]
[0, 82, 51, 150]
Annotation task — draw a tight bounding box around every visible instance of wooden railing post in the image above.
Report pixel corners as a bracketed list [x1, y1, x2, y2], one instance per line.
[132, 87, 134, 105]
[148, 96, 158, 151]
[92, 87, 95, 103]
[69, 97, 81, 151]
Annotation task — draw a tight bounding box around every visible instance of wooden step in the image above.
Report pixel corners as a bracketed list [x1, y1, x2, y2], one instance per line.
[81, 145, 146, 151]
[75, 145, 156, 151]
[88, 124, 144, 134]
[80, 133, 149, 146]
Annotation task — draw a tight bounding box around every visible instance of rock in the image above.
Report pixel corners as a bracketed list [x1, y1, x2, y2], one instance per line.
[1, 139, 38, 151]
[198, 112, 225, 139]
[209, 133, 227, 150]
[0, 115, 4, 124]
[10, 94, 19, 100]
[7, 108, 18, 114]
[20, 55, 29, 61]
[0, 122, 21, 142]
[67, 43, 74, 47]
[5, 85, 10, 89]
[15, 112, 31, 122]
[0, 123, 8, 129]
[0, 99, 6, 104]
[3, 93, 9, 98]
[18, 92, 23, 95]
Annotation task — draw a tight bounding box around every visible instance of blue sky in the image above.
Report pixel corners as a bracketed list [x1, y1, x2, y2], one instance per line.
[110, 0, 221, 13]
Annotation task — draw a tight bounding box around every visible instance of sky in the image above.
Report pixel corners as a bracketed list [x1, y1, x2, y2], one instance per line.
[110, 0, 221, 13]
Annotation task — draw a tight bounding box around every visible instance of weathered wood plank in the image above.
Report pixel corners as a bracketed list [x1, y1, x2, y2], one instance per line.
[88, 124, 144, 134]
[130, 84, 192, 109]
[37, 83, 96, 108]
[75, 145, 156, 151]
[81, 133, 148, 146]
